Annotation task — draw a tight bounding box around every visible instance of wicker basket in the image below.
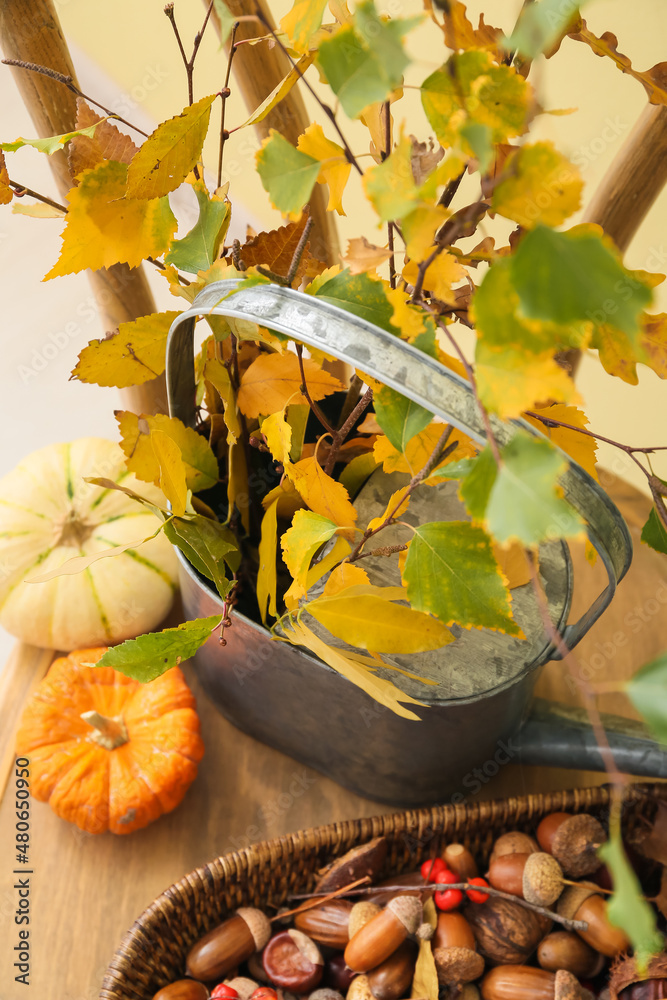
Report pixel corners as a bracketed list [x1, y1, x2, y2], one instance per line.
[101, 783, 667, 1000]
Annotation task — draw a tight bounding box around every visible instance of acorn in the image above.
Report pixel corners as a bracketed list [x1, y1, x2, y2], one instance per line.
[609, 951, 667, 999]
[348, 902, 382, 940]
[538, 931, 606, 979]
[480, 965, 593, 1000]
[487, 852, 565, 906]
[433, 912, 478, 952]
[557, 883, 630, 958]
[316, 838, 388, 893]
[366, 940, 418, 1000]
[434, 945, 485, 987]
[489, 832, 539, 866]
[344, 896, 422, 973]
[346, 977, 372, 1000]
[537, 813, 607, 878]
[294, 901, 353, 949]
[443, 844, 479, 881]
[153, 982, 210, 1000]
[325, 955, 355, 994]
[187, 909, 271, 982]
[465, 896, 552, 965]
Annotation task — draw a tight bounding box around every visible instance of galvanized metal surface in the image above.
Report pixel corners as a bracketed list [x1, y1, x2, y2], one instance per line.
[164, 280, 656, 805]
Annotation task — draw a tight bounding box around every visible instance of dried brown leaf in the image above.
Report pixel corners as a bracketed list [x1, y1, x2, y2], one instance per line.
[0, 151, 12, 205]
[570, 23, 667, 106]
[442, 0, 501, 55]
[231, 211, 326, 284]
[409, 135, 444, 186]
[342, 236, 392, 275]
[69, 98, 139, 180]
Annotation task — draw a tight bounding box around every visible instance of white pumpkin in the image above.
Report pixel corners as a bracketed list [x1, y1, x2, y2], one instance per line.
[0, 438, 179, 650]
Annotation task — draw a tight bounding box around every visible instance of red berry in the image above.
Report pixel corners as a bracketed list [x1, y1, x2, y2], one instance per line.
[420, 858, 447, 882]
[434, 888, 464, 911]
[433, 868, 459, 887]
[211, 987, 240, 1000]
[250, 991, 278, 1000]
[465, 877, 490, 904]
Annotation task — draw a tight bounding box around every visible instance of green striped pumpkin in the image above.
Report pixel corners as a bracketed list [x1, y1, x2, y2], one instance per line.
[0, 438, 179, 650]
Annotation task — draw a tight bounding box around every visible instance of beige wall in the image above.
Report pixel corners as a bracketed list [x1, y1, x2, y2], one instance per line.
[37, 1, 667, 490]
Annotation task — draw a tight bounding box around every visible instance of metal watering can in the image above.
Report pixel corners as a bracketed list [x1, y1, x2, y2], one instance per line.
[166, 279, 667, 806]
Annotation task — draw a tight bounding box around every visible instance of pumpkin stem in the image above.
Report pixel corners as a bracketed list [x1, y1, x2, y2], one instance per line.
[54, 508, 95, 548]
[81, 710, 129, 750]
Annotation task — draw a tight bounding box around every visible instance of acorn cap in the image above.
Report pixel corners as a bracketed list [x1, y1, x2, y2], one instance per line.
[346, 976, 373, 1000]
[556, 882, 599, 920]
[555, 969, 595, 1000]
[489, 831, 539, 864]
[386, 895, 423, 935]
[287, 929, 324, 966]
[416, 921, 435, 941]
[552, 815, 607, 878]
[349, 901, 382, 939]
[226, 978, 259, 1000]
[609, 952, 667, 1000]
[433, 946, 485, 985]
[237, 907, 272, 950]
[310, 991, 344, 1000]
[523, 853, 564, 907]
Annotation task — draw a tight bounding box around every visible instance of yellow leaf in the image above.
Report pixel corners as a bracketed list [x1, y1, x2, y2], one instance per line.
[287, 457, 358, 533]
[359, 91, 403, 162]
[475, 343, 581, 419]
[262, 478, 305, 519]
[386, 287, 426, 341]
[262, 409, 293, 465]
[150, 429, 188, 516]
[281, 0, 328, 53]
[73, 311, 179, 388]
[412, 898, 439, 1000]
[126, 94, 217, 199]
[322, 562, 370, 597]
[285, 534, 352, 610]
[492, 540, 531, 589]
[283, 618, 425, 720]
[12, 201, 64, 218]
[524, 403, 598, 482]
[238, 352, 343, 419]
[281, 509, 340, 600]
[204, 358, 241, 444]
[437, 346, 469, 381]
[491, 141, 583, 229]
[257, 500, 279, 623]
[402, 252, 466, 305]
[374, 425, 476, 478]
[227, 441, 250, 533]
[367, 486, 411, 533]
[238, 54, 315, 129]
[442, 0, 501, 54]
[116, 411, 219, 491]
[363, 133, 418, 222]
[0, 150, 11, 205]
[304, 264, 343, 295]
[402, 204, 448, 261]
[342, 237, 393, 275]
[305, 591, 452, 653]
[297, 122, 351, 215]
[640, 313, 667, 378]
[44, 160, 176, 278]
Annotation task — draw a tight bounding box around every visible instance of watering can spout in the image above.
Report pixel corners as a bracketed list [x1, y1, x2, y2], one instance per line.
[517, 698, 667, 778]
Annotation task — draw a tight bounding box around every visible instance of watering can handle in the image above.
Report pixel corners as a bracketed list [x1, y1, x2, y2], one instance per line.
[166, 279, 633, 659]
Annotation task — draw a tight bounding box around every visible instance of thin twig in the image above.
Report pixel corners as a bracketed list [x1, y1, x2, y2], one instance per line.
[382, 101, 397, 289]
[295, 344, 335, 435]
[290, 880, 589, 933]
[273, 876, 371, 922]
[9, 181, 66, 213]
[218, 21, 240, 187]
[1, 59, 149, 137]
[165, 0, 215, 106]
[524, 410, 658, 467]
[286, 217, 314, 286]
[323, 387, 374, 477]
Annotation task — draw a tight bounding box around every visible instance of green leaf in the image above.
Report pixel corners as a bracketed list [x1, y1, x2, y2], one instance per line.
[459, 122, 493, 173]
[429, 456, 477, 481]
[1, 120, 103, 154]
[598, 833, 664, 971]
[256, 130, 320, 217]
[126, 94, 217, 199]
[627, 652, 667, 745]
[338, 452, 378, 499]
[310, 269, 397, 333]
[511, 225, 652, 337]
[364, 133, 418, 222]
[316, 3, 418, 119]
[641, 506, 667, 555]
[485, 432, 584, 545]
[72, 311, 179, 388]
[374, 386, 433, 453]
[421, 51, 529, 151]
[403, 521, 520, 634]
[504, 0, 589, 58]
[95, 615, 222, 682]
[212, 0, 239, 46]
[164, 514, 238, 600]
[459, 446, 498, 520]
[165, 180, 230, 274]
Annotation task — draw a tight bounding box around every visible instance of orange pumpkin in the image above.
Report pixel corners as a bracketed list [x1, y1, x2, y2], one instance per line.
[15, 648, 204, 834]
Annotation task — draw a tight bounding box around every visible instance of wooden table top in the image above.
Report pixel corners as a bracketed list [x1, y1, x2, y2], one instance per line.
[0, 471, 665, 1000]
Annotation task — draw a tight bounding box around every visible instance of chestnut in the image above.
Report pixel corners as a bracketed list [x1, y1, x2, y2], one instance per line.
[262, 930, 324, 993]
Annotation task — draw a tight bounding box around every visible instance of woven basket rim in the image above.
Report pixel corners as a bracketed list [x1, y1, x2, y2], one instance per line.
[101, 781, 667, 1000]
